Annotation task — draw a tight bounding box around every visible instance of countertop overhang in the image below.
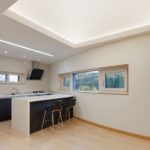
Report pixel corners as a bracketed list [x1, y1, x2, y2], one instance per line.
[12, 94, 75, 102]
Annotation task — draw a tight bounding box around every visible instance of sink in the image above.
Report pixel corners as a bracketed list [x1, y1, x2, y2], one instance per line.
[10, 93, 24, 97]
[11, 93, 17, 95]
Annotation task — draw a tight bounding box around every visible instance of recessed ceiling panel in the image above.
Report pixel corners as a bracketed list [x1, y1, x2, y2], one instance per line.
[5, 0, 150, 46]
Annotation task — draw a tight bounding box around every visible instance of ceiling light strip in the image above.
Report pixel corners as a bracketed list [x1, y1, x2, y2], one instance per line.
[0, 39, 54, 57]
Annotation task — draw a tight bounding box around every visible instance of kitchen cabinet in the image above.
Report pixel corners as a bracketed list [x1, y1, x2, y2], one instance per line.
[0, 98, 11, 121]
[30, 98, 73, 133]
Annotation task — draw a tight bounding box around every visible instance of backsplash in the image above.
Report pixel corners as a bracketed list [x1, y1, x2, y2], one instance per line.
[0, 56, 50, 94]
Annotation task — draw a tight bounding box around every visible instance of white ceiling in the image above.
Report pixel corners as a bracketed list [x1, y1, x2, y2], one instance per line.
[0, 0, 150, 64]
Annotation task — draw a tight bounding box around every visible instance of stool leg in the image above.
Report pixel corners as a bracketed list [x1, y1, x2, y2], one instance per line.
[68, 107, 71, 123]
[57, 112, 60, 124]
[65, 107, 68, 121]
[41, 110, 46, 130]
[58, 108, 62, 123]
[58, 110, 63, 127]
[52, 111, 55, 128]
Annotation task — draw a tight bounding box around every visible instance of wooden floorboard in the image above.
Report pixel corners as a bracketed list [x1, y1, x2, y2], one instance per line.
[0, 119, 150, 150]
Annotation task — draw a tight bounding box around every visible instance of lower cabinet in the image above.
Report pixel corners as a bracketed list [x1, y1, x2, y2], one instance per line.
[30, 98, 73, 133]
[0, 98, 11, 121]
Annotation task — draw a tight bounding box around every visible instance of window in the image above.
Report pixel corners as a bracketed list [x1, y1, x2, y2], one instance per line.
[7, 74, 20, 83]
[73, 71, 99, 91]
[101, 66, 128, 94]
[63, 76, 71, 89]
[58, 64, 128, 94]
[59, 74, 71, 90]
[0, 74, 6, 82]
[105, 71, 125, 88]
[0, 72, 23, 84]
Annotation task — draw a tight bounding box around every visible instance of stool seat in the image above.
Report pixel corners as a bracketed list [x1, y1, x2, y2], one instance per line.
[45, 107, 52, 111]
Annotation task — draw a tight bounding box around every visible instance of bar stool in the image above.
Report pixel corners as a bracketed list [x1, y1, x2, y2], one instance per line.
[41, 100, 63, 130]
[66, 98, 76, 122]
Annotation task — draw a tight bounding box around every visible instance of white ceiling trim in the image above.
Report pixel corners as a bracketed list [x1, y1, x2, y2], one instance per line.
[4, 10, 75, 48]
[77, 24, 150, 47]
[4, 9, 150, 48]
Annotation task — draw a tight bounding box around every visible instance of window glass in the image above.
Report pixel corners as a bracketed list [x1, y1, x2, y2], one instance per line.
[0, 74, 6, 82]
[105, 71, 125, 88]
[7, 74, 19, 83]
[63, 76, 70, 89]
[73, 71, 99, 91]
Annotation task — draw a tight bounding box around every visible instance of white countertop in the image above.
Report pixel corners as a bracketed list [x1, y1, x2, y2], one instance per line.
[0, 92, 51, 99]
[12, 93, 74, 102]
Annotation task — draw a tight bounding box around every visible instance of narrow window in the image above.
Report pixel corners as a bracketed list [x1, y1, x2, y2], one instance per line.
[101, 65, 128, 94]
[0, 74, 6, 82]
[7, 74, 20, 83]
[59, 74, 71, 90]
[73, 71, 99, 91]
[0, 72, 23, 84]
[58, 65, 128, 94]
[63, 76, 71, 89]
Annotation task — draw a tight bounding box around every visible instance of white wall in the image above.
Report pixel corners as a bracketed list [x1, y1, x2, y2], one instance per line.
[50, 34, 150, 137]
[0, 56, 50, 93]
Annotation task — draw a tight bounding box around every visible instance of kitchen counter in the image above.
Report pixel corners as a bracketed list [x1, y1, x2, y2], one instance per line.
[11, 94, 75, 136]
[13, 93, 74, 102]
[0, 92, 51, 99]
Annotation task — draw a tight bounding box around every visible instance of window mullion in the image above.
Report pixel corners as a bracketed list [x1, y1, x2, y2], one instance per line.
[6, 74, 8, 82]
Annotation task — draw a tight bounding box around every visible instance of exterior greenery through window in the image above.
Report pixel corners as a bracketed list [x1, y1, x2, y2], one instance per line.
[73, 71, 99, 91]
[59, 65, 128, 94]
[105, 71, 125, 88]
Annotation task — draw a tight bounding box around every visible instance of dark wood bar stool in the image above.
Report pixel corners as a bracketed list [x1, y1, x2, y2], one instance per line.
[65, 98, 76, 122]
[41, 100, 63, 130]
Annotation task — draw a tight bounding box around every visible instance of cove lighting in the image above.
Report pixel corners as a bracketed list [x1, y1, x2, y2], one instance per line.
[0, 39, 54, 57]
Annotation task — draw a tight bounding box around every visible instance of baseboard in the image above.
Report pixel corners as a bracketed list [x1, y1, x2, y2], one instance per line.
[75, 117, 150, 141]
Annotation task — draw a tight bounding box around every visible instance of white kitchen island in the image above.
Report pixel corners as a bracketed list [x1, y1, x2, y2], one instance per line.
[12, 94, 74, 137]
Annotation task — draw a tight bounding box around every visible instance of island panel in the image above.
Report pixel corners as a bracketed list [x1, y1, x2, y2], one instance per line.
[30, 97, 74, 133]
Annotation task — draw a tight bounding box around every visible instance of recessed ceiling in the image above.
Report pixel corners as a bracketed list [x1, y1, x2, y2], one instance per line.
[0, 0, 150, 64]
[4, 0, 150, 47]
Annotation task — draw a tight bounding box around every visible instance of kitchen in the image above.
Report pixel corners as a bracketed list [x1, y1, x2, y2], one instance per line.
[0, 56, 75, 136]
[0, 0, 150, 150]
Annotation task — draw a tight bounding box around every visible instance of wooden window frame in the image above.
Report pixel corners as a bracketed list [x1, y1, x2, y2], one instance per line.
[58, 74, 71, 91]
[58, 64, 128, 95]
[100, 65, 128, 94]
[0, 72, 25, 84]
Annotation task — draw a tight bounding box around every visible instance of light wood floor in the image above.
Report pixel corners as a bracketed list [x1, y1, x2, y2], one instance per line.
[0, 119, 149, 150]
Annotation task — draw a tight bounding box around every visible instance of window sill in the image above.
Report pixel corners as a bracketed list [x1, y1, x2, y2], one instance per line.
[0, 82, 25, 85]
[57, 90, 128, 95]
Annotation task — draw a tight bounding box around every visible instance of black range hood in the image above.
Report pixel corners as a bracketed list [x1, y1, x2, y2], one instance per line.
[27, 62, 44, 80]
[29, 69, 44, 80]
